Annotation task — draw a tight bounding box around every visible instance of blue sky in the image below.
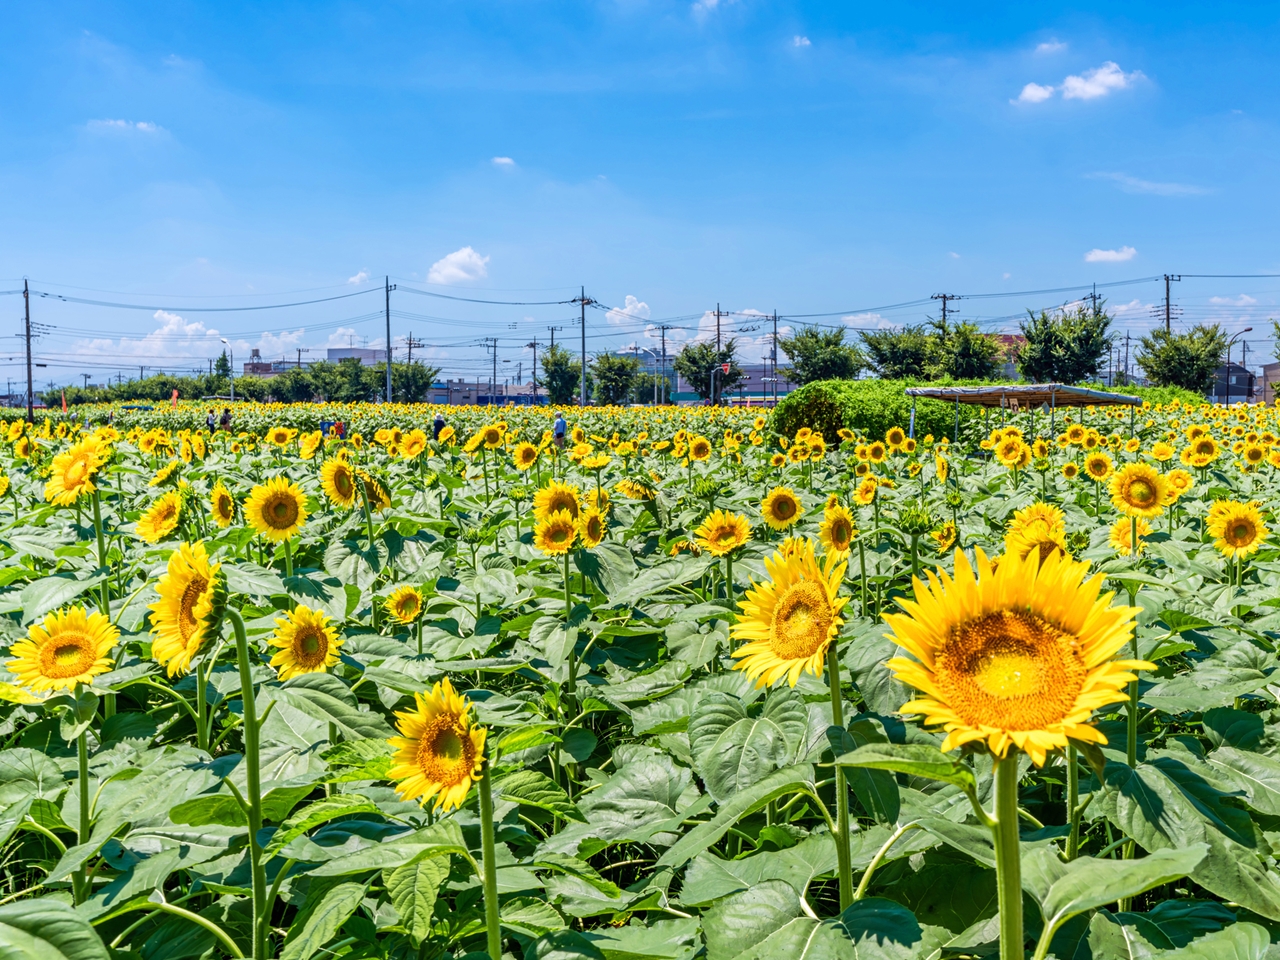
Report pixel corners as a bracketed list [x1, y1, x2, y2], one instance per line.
[2, 1, 1279, 387]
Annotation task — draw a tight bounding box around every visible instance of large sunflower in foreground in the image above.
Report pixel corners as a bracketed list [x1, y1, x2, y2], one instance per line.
[321, 458, 358, 509]
[137, 492, 182, 544]
[388, 678, 487, 811]
[534, 509, 577, 555]
[578, 508, 607, 549]
[731, 539, 848, 688]
[761, 486, 804, 531]
[533, 480, 581, 521]
[694, 509, 751, 556]
[244, 475, 308, 542]
[8, 606, 119, 693]
[884, 548, 1148, 767]
[44, 436, 108, 506]
[1109, 462, 1168, 518]
[1208, 500, 1269, 559]
[149, 541, 225, 677]
[818, 503, 857, 560]
[269, 605, 343, 681]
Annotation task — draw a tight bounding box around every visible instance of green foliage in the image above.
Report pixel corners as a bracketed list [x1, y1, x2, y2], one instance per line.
[1137, 324, 1228, 394]
[591, 353, 640, 405]
[540, 343, 588, 405]
[771, 378, 989, 441]
[935, 320, 1003, 379]
[673, 340, 745, 401]
[777, 325, 864, 385]
[1017, 305, 1114, 383]
[213, 350, 232, 379]
[859, 325, 937, 379]
[857, 320, 1002, 381]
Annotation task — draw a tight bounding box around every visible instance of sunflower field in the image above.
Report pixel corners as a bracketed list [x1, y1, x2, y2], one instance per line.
[3, 397, 1280, 960]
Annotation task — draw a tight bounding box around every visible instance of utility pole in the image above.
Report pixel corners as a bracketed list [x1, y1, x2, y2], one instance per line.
[659, 325, 672, 404]
[1163, 274, 1181, 333]
[482, 338, 498, 406]
[296, 347, 310, 368]
[771, 311, 779, 404]
[715, 303, 722, 351]
[548, 325, 561, 350]
[1124, 332, 1130, 386]
[405, 332, 424, 366]
[23, 279, 33, 422]
[82, 373, 90, 389]
[526, 340, 539, 403]
[1085, 284, 1100, 316]
[384, 276, 396, 402]
[930, 293, 960, 327]
[572, 286, 596, 407]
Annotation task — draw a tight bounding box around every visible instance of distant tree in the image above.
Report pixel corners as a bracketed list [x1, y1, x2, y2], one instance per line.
[392, 362, 442, 403]
[777, 325, 865, 385]
[1017, 306, 1113, 383]
[270, 367, 315, 403]
[859, 326, 938, 379]
[1137, 324, 1228, 394]
[673, 340, 744, 402]
[592, 353, 640, 406]
[631, 371, 670, 404]
[934, 321, 1003, 380]
[214, 351, 232, 380]
[539, 344, 587, 405]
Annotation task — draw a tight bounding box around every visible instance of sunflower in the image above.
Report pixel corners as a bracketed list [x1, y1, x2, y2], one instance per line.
[1109, 516, 1153, 557]
[244, 475, 309, 542]
[137, 492, 183, 543]
[149, 541, 225, 677]
[321, 458, 358, 509]
[437, 425, 456, 445]
[1083, 452, 1113, 482]
[819, 504, 857, 560]
[687, 436, 712, 461]
[935, 454, 949, 484]
[694, 509, 751, 556]
[769, 452, 786, 468]
[268, 605, 343, 681]
[1108, 462, 1168, 518]
[1242, 443, 1268, 469]
[205, 481, 235, 528]
[1208, 501, 1269, 559]
[385, 585, 424, 624]
[149, 459, 181, 488]
[0, 473, 9, 499]
[8, 606, 119, 693]
[884, 548, 1148, 767]
[1165, 468, 1193, 499]
[761, 486, 804, 530]
[267, 426, 297, 448]
[513, 442, 540, 471]
[43, 436, 107, 506]
[1064, 423, 1086, 445]
[359, 471, 392, 512]
[5, 421, 23, 442]
[533, 480, 581, 521]
[1150, 441, 1174, 462]
[867, 441, 887, 464]
[669, 538, 701, 556]
[534, 510, 578, 555]
[885, 426, 907, 450]
[300, 431, 324, 460]
[387, 678, 487, 811]
[578, 508, 608, 549]
[930, 521, 957, 554]
[1062, 462, 1079, 480]
[731, 539, 848, 688]
[616, 477, 657, 501]
[996, 438, 1032, 470]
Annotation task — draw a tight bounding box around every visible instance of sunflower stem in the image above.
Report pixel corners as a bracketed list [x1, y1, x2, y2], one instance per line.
[992, 753, 1024, 960]
[825, 642, 854, 910]
[195, 653, 209, 752]
[478, 758, 503, 960]
[92, 489, 109, 616]
[858, 538, 869, 619]
[282, 536, 293, 579]
[724, 554, 734, 609]
[73, 728, 90, 905]
[228, 609, 268, 960]
[564, 551, 576, 709]
[1066, 746, 1081, 861]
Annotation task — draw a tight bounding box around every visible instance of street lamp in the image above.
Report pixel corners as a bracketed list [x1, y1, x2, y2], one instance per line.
[1225, 327, 1252, 406]
[633, 345, 659, 404]
[220, 338, 234, 403]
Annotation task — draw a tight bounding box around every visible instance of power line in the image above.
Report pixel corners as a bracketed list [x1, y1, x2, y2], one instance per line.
[28, 287, 382, 312]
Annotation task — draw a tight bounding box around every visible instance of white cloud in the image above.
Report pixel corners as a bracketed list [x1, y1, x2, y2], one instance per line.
[492, 156, 515, 168]
[1210, 294, 1258, 306]
[427, 246, 490, 285]
[948, 251, 961, 259]
[606, 295, 651, 326]
[347, 269, 370, 285]
[1062, 61, 1143, 100]
[1089, 172, 1208, 196]
[793, 35, 811, 47]
[1084, 245, 1137, 263]
[693, 0, 734, 14]
[1036, 39, 1067, 54]
[1003, 272, 1012, 279]
[88, 119, 160, 133]
[1110, 298, 1151, 317]
[1013, 82, 1055, 104]
[842, 312, 894, 330]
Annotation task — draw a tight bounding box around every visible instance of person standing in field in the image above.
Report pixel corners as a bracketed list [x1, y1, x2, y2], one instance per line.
[553, 411, 566, 449]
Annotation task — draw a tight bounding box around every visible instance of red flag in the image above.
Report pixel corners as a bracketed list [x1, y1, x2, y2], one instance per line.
[61, 390, 67, 413]
[171, 388, 179, 409]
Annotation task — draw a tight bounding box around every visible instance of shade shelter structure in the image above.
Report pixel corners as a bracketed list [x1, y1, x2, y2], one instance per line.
[903, 383, 1143, 441]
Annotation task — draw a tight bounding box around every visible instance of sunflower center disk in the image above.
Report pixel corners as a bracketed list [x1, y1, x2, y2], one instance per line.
[43, 637, 92, 678]
[937, 610, 1085, 731]
[1229, 522, 1255, 546]
[416, 716, 475, 785]
[770, 581, 832, 659]
[1127, 480, 1154, 505]
[178, 577, 209, 641]
[267, 496, 299, 527]
[294, 629, 327, 665]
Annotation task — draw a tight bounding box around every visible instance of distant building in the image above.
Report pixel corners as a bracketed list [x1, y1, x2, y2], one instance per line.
[445, 379, 540, 406]
[992, 334, 1026, 380]
[1262, 362, 1280, 404]
[672, 364, 795, 404]
[1212, 362, 1256, 404]
[327, 348, 387, 365]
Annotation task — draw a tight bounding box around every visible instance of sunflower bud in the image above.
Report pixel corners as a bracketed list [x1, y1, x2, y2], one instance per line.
[899, 505, 935, 537]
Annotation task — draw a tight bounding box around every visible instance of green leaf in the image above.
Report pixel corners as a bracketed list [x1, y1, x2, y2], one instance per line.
[499, 723, 563, 756]
[702, 880, 800, 960]
[0, 898, 110, 960]
[322, 737, 394, 782]
[223, 561, 286, 599]
[689, 689, 808, 803]
[530, 930, 606, 960]
[729, 898, 927, 960]
[308, 820, 470, 876]
[835, 742, 976, 791]
[827, 723, 900, 825]
[384, 855, 449, 945]
[1157, 923, 1272, 959]
[280, 879, 368, 960]
[1205, 746, 1280, 815]
[656, 764, 816, 871]
[501, 897, 567, 938]
[20, 574, 106, 625]
[1036, 845, 1208, 948]
[264, 794, 383, 858]
[680, 834, 836, 906]
[168, 793, 246, 828]
[273, 673, 393, 741]
[533, 852, 621, 898]
[498, 770, 586, 822]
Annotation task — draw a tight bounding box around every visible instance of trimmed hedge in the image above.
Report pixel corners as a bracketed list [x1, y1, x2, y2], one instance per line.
[770, 378, 1209, 441]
